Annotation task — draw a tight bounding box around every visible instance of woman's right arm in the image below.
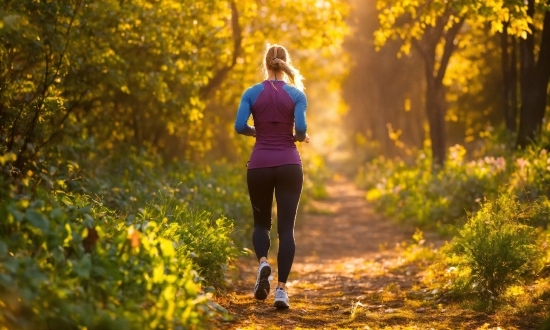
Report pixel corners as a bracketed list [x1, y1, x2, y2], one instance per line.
[294, 91, 308, 142]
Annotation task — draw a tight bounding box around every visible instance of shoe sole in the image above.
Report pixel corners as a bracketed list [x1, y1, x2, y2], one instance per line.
[274, 300, 290, 309]
[254, 265, 271, 300]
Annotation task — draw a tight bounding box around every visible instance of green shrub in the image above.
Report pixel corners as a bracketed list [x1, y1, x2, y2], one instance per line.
[362, 145, 507, 227]
[301, 153, 331, 205]
[141, 196, 240, 288]
[0, 189, 228, 329]
[356, 155, 409, 192]
[451, 194, 538, 300]
[15, 142, 253, 247]
[359, 128, 550, 230]
[507, 148, 550, 220]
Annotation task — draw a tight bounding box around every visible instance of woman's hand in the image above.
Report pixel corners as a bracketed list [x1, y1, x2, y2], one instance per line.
[293, 133, 310, 143]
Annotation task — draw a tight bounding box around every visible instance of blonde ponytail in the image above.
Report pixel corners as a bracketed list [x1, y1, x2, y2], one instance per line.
[263, 44, 304, 91]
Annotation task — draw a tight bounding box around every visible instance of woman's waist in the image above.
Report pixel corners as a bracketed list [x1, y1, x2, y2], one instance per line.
[248, 148, 301, 168]
[253, 138, 297, 150]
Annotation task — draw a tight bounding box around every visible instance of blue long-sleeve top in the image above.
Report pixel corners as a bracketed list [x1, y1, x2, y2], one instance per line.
[234, 80, 308, 168]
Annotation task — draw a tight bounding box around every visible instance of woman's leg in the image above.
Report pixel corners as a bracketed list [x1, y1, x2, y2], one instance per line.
[248, 167, 277, 300]
[273, 164, 303, 286]
[247, 167, 276, 261]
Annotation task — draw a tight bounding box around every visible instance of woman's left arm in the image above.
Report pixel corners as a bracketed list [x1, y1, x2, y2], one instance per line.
[234, 89, 256, 137]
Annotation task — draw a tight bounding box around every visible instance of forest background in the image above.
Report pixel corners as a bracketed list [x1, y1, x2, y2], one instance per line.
[1, 0, 550, 328]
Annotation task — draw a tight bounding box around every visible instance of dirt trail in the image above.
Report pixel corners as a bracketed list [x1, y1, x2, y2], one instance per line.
[215, 176, 505, 329]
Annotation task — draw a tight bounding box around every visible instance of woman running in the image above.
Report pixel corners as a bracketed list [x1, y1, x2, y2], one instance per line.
[234, 44, 309, 309]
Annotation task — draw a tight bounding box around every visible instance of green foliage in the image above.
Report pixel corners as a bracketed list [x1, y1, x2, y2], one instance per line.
[361, 144, 507, 227]
[0, 188, 229, 329]
[372, 0, 549, 164]
[1, 0, 230, 164]
[13, 140, 254, 246]
[507, 148, 550, 200]
[374, 0, 533, 53]
[0, 139, 249, 328]
[361, 128, 550, 312]
[301, 153, 330, 203]
[360, 123, 550, 228]
[452, 195, 538, 301]
[534, 224, 550, 282]
[542, 316, 550, 330]
[1, 0, 350, 172]
[142, 197, 239, 288]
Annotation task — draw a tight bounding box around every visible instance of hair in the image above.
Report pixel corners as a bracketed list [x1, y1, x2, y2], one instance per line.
[263, 44, 304, 91]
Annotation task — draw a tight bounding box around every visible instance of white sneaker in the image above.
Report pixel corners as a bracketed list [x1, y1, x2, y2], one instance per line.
[253, 261, 271, 300]
[274, 288, 290, 309]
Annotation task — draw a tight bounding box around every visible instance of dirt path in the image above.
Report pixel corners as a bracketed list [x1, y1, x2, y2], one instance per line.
[214, 176, 520, 329]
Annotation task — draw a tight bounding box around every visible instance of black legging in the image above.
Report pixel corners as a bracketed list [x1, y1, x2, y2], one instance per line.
[247, 164, 303, 283]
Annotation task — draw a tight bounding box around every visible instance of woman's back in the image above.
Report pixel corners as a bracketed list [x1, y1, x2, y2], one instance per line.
[237, 80, 307, 168]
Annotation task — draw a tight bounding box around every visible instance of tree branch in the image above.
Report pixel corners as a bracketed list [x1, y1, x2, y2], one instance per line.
[199, 0, 242, 99]
[14, 0, 84, 171]
[436, 16, 465, 84]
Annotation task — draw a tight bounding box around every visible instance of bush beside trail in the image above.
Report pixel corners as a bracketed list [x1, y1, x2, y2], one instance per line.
[433, 195, 543, 305]
[357, 129, 550, 315]
[0, 146, 249, 329]
[359, 128, 550, 229]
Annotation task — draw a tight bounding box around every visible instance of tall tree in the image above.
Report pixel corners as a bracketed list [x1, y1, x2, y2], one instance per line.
[374, 1, 466, 165]
[517, 0, 550, 147]
[374, 0, 533, 165]
[1, 0, 84, 172]
[413, 12, 465, 166]
[500, 23, 519, 133]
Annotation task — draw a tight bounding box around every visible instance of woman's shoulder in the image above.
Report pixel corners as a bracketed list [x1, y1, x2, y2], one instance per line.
[282, 84, 306, 99]
[244, 82, 266, 94]
[241, 82, 267, 101]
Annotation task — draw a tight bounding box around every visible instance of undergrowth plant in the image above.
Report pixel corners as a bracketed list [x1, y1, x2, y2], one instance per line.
[141, 196, 239, 288]
[425, 195, 542, 310]
[362, 144, 506, 227]
[7, 141, 254, 247]
[454, 195, 538, 301]
[300, 152, 331, 203]
[359, 125, 550, 229]
[0, 188, 229, 329]
[360, 126, 550, 315]
[0, 142, 249, 328]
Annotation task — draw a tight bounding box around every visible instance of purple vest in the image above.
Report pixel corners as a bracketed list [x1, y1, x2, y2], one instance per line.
[248, 81, 301, 169]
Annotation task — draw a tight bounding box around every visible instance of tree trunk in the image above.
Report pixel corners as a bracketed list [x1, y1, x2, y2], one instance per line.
[414, 15, 464, 166]
[517, 0, 550, 147]
[511, 38, 518, 118]
[500, 27, 517, 132]
[533, 7, 550, 130]
[425, 78, 447, 166]
[199, 0, 242, 99]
